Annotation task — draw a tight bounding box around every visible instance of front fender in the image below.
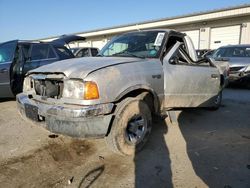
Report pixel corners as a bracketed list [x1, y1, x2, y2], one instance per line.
[115, 84, 160, 113]
[84, 61, 163, 107]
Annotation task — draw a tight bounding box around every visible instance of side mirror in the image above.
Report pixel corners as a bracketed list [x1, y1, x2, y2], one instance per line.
[169, 57, 178, 65]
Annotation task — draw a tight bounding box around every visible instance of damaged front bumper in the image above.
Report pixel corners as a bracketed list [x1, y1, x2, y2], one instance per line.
[16, 93, 114, 138]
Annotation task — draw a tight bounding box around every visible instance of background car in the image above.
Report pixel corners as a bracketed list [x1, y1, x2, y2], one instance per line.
[202, 49, 215, 58]
[212, 45, 250, 86]
[196, 49, 215, 59]
[70, 47, 80, 54]
[74, 47, 99, 58]
[196, 49, 210, 59]
[0, 35, 85, 98]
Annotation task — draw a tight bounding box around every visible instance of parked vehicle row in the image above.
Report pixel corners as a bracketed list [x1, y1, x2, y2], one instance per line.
[17, 29, 227, 155]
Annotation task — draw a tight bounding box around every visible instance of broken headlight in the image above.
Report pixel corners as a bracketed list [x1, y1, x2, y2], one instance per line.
[23, 76, 32, 92]
[62, 79, 85, 99]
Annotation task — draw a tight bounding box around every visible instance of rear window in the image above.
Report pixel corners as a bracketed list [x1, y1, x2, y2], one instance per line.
[31, 44, 49, 60]
[213, 47, 250, 58]
[53, 46, 74, 59]
[76, 48, 89, 57]
[91, 48, 99, 56]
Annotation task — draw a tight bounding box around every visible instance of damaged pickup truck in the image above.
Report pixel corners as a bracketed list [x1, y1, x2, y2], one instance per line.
[17, 30, 226, 155]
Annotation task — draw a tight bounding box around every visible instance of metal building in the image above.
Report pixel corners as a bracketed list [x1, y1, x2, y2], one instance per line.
[42, 4, 250, 50]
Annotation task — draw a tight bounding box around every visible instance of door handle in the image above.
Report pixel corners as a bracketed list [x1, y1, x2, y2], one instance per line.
[211, 74, 219, 79]
[0, 68, 8, 73]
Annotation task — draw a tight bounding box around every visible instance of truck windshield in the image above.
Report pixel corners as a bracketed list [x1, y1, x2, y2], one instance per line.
[99, 31, 165, 58]
[0, 41, 17, 64]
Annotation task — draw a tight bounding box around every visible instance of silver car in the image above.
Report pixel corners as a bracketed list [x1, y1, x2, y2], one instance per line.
[212, 45, 250, 85]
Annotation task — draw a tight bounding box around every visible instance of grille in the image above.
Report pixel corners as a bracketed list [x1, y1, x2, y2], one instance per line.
[229, 66, 245, 72]
[34, 79, 63, 99]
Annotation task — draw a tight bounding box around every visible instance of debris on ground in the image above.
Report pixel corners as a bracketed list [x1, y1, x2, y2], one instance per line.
[241, 135, 250, 140]
[213, 167, 219, 171]
[48, 134, 59, 138]
[99, 156, 105, 160]
[68, 176, 74, 185]
[207, 130, 216, 134]
[194, 152, 200, 157]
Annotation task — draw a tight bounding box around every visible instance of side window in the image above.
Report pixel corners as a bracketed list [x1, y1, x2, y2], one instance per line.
[213, 48, 226, 58]
[31, 44, 49, 61]
[164, 35, 187, 57]
[48, 46, 56, 58]
[76, 48, 89, 57]
[53, 46, 74, 59]
[170, 48, 189, 65]
[91, 48, 98, 56]
[170, 45, 211, 67]
[0, 41, 17, 64]
[21, 44, 31, 60]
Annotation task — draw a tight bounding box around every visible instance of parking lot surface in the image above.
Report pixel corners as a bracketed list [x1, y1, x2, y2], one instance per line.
[0, 88, 249, 188]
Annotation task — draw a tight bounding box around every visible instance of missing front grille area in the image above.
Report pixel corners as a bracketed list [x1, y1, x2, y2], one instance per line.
[34, 79, 63, 99]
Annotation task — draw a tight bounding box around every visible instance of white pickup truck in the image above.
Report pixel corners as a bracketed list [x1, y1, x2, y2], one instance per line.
[17, 29, 228, 155]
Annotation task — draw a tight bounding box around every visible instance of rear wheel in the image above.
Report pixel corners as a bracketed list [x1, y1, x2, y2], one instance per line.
[210, 91, 222, 110]
[106, 97, 152, 155]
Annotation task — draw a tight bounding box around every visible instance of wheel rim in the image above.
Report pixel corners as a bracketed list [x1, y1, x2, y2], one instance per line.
[126, 114, 148, 145]
[214, 94, 221, 105]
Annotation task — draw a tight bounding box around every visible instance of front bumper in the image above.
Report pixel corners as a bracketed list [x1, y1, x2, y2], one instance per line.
[17, 93, 114, 138]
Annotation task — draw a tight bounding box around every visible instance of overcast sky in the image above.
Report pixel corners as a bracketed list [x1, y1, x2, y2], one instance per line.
[0, 0, 249, 42]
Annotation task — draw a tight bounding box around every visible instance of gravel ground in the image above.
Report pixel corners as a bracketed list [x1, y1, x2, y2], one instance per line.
[0, 88, 249, 188]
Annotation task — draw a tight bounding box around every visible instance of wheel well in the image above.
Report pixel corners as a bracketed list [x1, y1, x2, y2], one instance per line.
[116, 89, 157, 114]
[106, 89, 157, 137]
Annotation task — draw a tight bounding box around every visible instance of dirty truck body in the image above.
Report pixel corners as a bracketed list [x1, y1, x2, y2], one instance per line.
[17, 30, 224, 155]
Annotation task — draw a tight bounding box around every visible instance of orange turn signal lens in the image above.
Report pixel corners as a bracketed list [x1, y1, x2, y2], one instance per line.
[84, 81, 99, 100]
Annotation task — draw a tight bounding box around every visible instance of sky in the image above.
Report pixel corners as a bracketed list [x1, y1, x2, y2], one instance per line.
[0, 0, 250, 42]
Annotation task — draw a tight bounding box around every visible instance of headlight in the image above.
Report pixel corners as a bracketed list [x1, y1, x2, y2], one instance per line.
[62, 79, 85, 99]
[62, 79, 99, 100]
[23, 77, 32, 92]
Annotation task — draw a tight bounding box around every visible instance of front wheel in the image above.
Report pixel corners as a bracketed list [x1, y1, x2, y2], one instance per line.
[106, 97, 152, 155]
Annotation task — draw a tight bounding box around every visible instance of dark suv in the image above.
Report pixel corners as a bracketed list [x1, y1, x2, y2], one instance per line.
[0, 35, 85, 98]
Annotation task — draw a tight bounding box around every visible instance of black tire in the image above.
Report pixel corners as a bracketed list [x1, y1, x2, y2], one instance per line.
[210, 91, 222, 110]
[106, 97, 152, 155]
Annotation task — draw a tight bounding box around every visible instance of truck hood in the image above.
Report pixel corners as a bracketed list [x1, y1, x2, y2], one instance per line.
[227, 57, 250, 67]
[29, 57, 144, 78]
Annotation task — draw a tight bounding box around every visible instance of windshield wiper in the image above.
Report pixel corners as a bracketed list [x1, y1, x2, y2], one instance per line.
[111, 51, 145, 59]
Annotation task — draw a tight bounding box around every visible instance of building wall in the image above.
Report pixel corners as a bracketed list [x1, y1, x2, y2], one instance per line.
[75, 15, 250, 50]
[41, 6, 250, 50]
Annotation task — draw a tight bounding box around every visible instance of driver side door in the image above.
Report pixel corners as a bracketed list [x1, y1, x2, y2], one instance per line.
[163, 42, 221, 108]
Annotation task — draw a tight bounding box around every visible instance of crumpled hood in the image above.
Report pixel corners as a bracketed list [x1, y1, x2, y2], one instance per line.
[29, 57, 143, 78]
